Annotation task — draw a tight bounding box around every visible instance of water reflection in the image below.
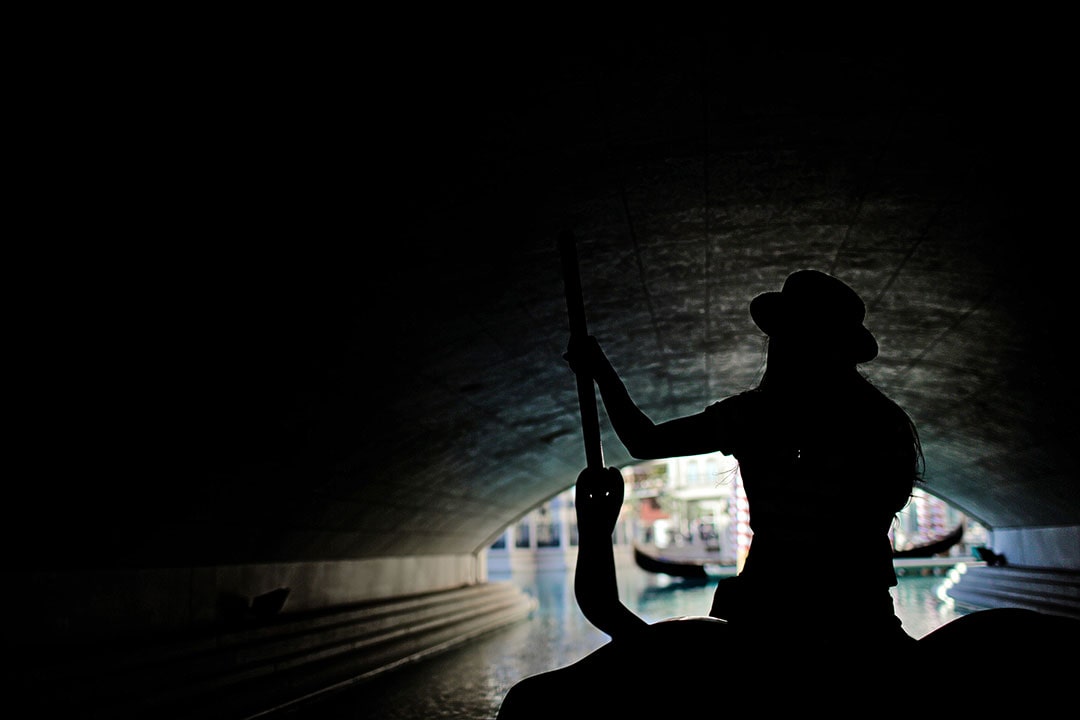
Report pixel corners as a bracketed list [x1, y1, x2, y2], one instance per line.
[281, 563, 970, 719]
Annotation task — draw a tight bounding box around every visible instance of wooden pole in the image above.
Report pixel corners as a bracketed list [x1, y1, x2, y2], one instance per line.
[559, 230, 604, 471]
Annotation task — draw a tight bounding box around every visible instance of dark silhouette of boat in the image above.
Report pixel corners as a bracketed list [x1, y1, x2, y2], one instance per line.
[892, 521, 965, 558]
[632, 544, 732, 579]
[634, 521, 966, 578]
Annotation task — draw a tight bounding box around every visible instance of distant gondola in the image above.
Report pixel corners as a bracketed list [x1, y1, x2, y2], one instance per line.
[634, 521, 966, 578]
[891, 521, 965, 558]
[632, 544, 735, 579]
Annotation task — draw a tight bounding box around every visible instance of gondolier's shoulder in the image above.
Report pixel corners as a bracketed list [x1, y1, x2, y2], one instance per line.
[703, 389, 762, 455]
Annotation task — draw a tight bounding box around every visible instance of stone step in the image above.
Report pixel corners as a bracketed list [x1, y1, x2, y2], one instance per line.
[945, 565, 1080, 620]
[23, 581, 537, 719]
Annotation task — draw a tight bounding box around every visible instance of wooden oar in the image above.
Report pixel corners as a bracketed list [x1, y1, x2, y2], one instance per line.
[559, 230, 604, 471]
[559, 231, 652, 641]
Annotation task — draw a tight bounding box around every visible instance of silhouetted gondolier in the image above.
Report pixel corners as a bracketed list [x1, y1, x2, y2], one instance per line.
[499, 250, 1080, 720]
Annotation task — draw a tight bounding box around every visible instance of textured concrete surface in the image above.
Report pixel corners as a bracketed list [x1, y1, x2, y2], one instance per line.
[15, 22, 1077, 581]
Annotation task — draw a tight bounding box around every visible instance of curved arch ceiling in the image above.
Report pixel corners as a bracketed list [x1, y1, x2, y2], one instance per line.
[25, 24, 1076, 568]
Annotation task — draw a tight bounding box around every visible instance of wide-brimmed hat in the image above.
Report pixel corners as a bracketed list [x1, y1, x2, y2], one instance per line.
[749, 269, 878, 363]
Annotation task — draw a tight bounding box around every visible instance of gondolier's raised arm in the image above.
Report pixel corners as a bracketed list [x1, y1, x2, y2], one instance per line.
[564, 335, 727, 460]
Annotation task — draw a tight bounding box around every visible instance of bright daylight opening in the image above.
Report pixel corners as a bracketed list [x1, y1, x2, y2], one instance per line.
[487, 453, 989, 580]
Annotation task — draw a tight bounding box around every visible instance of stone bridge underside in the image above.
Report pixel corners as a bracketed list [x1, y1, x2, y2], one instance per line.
[16, 24, 1078, 652]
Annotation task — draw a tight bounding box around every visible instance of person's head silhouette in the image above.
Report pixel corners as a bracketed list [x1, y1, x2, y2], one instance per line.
[749, 269, 878, 384]
[751, 269, 877, 362]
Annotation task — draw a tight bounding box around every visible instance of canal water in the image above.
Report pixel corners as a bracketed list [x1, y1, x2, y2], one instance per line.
[279, 561, 973, 720]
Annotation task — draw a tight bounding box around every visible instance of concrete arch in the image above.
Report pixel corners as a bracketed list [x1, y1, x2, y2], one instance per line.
[13, 21, 1078, 716]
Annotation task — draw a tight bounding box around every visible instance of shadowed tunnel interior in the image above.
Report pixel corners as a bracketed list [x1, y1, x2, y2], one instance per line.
[12, 19, 1079, 716]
